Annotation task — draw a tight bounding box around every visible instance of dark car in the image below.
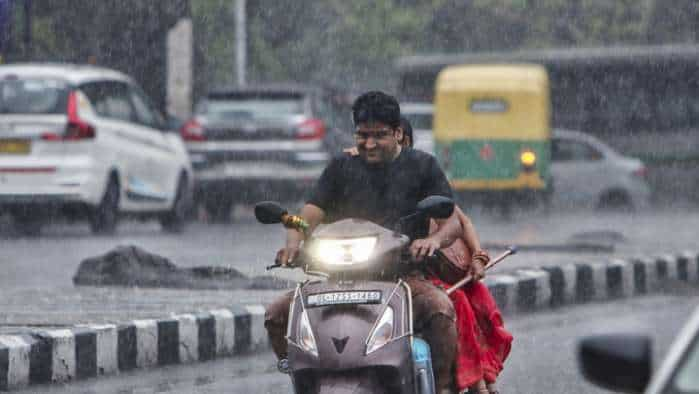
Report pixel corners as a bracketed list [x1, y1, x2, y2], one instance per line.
[181, 84, 354, 221]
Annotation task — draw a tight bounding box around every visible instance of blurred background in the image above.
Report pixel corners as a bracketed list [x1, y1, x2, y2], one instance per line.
[2, 0, 698, 208]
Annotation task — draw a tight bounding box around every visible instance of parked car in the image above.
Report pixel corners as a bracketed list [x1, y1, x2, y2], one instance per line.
[401, 102, 434, 155]
[181, 84, 353, 222]
[579, 305, 699, 393]
[0, 63, 193, 235]
[551, 129, 650, 210]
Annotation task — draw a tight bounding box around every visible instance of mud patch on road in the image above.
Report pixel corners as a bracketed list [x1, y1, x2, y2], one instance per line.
[72, 245, 293, 290]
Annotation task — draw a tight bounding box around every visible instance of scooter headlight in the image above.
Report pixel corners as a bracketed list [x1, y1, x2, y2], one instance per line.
[366, 306, 394, 354]
[298, 309, 318, 357]
[312, 237, 377, 266]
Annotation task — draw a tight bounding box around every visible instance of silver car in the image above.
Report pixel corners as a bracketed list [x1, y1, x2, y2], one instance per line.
[401, 102, 434, 155]
[551, 129, 651, 210]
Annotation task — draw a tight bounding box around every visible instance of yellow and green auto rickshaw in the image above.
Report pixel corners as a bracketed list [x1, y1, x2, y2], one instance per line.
[433, 64, 551, 211]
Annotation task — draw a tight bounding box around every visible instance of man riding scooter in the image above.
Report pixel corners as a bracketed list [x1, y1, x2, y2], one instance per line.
[264, 91, 480, 392]
[346, 117, 509, 394]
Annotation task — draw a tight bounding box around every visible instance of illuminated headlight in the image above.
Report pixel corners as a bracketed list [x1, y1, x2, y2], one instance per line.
[312, 237, 377, 266]
[365, 306, 394, 354]
[520, 150, 537, 167]
[297, 309, 318, 356]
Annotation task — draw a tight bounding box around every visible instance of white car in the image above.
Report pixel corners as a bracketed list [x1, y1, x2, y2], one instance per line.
[551, 129, 651, 210]
[579, 305, 699, 393]
[0, 64, 192, 235]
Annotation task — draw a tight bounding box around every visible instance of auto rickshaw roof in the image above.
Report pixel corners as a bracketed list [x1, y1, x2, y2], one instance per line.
[436, 64, 548, 93]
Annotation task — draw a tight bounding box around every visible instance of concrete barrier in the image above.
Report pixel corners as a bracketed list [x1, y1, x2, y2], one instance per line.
[0, 306, 266, 391]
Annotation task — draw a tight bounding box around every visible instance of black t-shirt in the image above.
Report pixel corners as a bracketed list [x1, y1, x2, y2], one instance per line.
[307, 147, 453, 239]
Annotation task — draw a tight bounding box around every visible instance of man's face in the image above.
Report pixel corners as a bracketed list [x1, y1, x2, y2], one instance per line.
[354, 121, 402, 164]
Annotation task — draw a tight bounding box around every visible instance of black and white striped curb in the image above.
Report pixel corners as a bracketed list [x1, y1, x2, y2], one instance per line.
[2, 252, 697, 391]
[0, 305, 267, 391]
[483, 251, 699, 314]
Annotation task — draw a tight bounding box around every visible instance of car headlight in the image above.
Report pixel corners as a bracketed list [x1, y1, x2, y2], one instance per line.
[297, 309, 318, 357]
[365, 306, 394, 354]
[312, 237, 377, 266]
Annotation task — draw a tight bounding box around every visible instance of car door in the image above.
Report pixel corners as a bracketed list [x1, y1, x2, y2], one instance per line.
[80, 80, 154, 211]
[126, 84, 179, 208]
[550, 137, 607, 207]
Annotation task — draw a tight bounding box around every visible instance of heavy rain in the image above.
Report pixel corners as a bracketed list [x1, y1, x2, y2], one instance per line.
[0, 1, 698, 393]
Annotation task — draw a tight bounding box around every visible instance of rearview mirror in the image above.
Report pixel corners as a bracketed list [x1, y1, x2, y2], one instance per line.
[416, 195, 454, 219]
[578, 334, 652, 393]
[254, 201, 288, 224]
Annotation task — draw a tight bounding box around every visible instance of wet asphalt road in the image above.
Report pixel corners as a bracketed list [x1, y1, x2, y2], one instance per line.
[3, 207, 699, 290]
[19, 293, 699, 393]
[1, 207, 699, 326]
[1, 207, 699, 391]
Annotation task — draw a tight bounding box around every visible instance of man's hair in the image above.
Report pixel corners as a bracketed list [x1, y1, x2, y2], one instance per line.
[400, 116, 413, 147]
[352, 91, 401, 128]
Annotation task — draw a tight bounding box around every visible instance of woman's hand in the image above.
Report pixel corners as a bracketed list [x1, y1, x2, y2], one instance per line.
[470, 250, 490, 280]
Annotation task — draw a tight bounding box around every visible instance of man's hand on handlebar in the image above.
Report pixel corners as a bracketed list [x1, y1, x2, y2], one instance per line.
[275, 228, 305, 267]
[409, 237, 441, 261]
[275, 247, 298, 267]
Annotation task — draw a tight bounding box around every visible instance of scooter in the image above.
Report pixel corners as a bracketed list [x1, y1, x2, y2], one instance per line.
[256, 196, 454, 394]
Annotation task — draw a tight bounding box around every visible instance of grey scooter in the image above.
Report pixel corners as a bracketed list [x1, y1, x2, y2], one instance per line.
[255, 196, 455, 394]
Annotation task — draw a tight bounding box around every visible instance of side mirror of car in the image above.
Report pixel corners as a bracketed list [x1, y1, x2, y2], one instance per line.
[578, 334, 652, 393]
[416, 195, 454, 219]
[254, 201, 288, 224]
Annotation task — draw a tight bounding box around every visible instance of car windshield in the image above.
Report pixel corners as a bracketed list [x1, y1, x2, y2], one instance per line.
[0, 77, 69, 114]
[198, 94, 305, 123]
[669, 334, 699, 393]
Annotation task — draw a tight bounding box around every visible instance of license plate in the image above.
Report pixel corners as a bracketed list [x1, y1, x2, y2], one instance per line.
[307, 291, 382, 307]
[0, 140, 30, 154]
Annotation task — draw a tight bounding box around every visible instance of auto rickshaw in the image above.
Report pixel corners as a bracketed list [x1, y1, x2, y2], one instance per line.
[433, 64, 551, 212]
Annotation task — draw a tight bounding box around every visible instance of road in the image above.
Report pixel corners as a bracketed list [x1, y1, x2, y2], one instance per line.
[1, 208, 698, 326]
[19, 293, 699, 393]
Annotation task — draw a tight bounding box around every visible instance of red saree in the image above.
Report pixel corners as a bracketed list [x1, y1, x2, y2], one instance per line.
[428, 214, 513, 390]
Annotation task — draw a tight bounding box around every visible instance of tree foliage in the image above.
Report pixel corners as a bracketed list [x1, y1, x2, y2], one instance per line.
[3, 0, 188, 110]
[195, 0, 699, 93]
[3, 0, 698, 103]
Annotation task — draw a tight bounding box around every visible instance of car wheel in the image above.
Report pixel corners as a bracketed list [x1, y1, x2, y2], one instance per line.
[204, 195, 233, 223]
[12, 212, 43, 236]
[90, 175, 120, 235]
[597, 190, 633, 211]
[160, 174, 190, 233]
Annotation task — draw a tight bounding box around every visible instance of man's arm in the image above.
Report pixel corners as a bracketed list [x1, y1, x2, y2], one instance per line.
[277, 203, 325, 266]
[410, 154, 461, 260]
[277, 156, 340, 266]
[410, 210, 461, 260]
